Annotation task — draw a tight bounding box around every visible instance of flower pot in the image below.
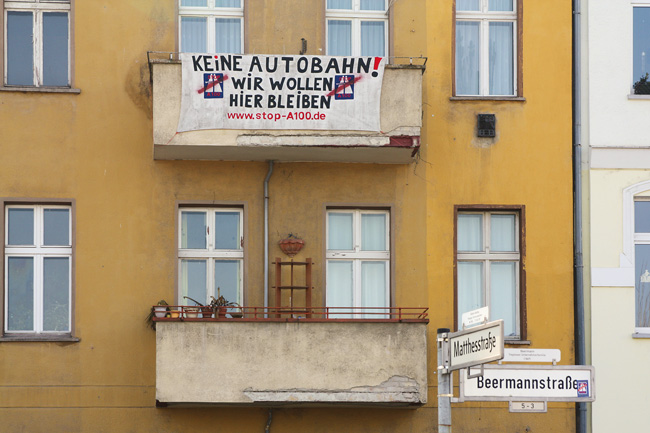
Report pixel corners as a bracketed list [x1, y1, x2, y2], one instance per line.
[185, 307, 200, 318]
[279, 237, 304, 257]
[154, 306, 167, 318]
[200, 306, 213, 318]
[169, 310, 181, 318]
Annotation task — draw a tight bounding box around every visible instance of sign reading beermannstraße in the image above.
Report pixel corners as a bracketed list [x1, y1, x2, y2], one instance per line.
[461, 364, 596, 402]
[448, 320, 504, 371]
[178, 53, 386, 132]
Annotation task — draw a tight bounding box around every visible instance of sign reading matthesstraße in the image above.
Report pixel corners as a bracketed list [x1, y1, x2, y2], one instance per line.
[178, 53, 386, 132]
[448, 320, 504, 371]
[461, 364, 596, 402]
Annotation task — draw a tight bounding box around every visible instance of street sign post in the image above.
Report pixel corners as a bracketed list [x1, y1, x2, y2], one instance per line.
[460, 364, 595, 402]
[448, 320, 504, 371]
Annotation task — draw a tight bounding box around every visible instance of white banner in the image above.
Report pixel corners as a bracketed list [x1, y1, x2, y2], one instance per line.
[177, 54, 385, 132]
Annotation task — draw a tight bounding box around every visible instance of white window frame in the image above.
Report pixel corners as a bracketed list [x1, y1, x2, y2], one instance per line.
[325, 209, 390, 315]
[3, 0, 71, 87]
[456, 211, 521, 338]
[177, 207, 244, 306]
[4, 204, 72, 334]
[326, 0, 388, 57]
[178, 0, 244, 53]
[455, 0, 517, 96]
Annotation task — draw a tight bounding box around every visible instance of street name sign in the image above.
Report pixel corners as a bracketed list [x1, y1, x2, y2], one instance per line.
[448, 320, 504, 371]
[461, 306, 489, 328]
[503, 348, 561, 363]
[460, 364, 596, 402]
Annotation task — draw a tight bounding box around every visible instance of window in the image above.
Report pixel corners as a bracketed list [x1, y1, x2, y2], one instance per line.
[4, 204, 72, 334]
[455, 208, 523, 339]
[178, 208, 243, 307]
[179, 0, 243, 53]
[633, 200, 650, 329]
[326, 209, 389, 318]
[633, 6, 650, 95]
[4, 0, 71, 87]
[326, 0, 387, 57]
[455, 0, 518, 96]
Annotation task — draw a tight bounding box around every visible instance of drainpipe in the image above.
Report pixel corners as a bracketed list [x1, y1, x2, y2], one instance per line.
[264, 161, 274, 318]
[572, 0, 587, 432]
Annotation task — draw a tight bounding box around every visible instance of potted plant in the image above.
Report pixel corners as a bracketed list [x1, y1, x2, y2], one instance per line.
[208, 294, 243, 319]
[279, 233, 305, 257]
[633, 73, 650, 95]
[146, 300, 169, 330]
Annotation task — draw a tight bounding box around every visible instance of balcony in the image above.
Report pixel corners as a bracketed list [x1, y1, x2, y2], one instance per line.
[154, 307, 429, 407]
[149, 53, 425, 164]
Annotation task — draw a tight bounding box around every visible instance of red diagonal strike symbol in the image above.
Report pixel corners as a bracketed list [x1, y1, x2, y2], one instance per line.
[198, 74, 229, 94]
[326, 75, 362, 97]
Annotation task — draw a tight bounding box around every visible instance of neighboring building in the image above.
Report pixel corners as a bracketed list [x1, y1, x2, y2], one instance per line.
[1, 0, 574, 432]
[584, 1, 650, 431]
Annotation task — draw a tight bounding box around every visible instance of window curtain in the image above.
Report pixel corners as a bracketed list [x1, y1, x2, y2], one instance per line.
[634, 7, 650, 82]
[360, 0, 385, 11]
[490, 214, 515, 251]
[180, 260, 207, 305]
[360, 21, 385, 57]
[43, 12, 69, 86]
[181, 211, 206, 249]
[490, 261, 516, 336]
[214, 260, 240, 305]
[488, 0, 513, 11]
[458, 214, 482, 251]
[215, 0, 240, 7]
[361, 261, 387, 318]
[457, 261, 483, 329]
[636, 245, 650, 327]
[361, 214, 386, 251]
[6, 11, 34, 86]
[457, 0, 479, 11]
[181, 16, 207, 52]
[489, 22, 514, 95]
[43, 257, 70, 332]
[328, 213, 353, 250]
[214, 212, 240, 249]
[327, 261, 353, 318]
[328, 20, 352, 56]
[215, 18, 241, 53]
[327, 0, 352, 9]
[182, 0, 207, 6]
[456, 21, 480, 95]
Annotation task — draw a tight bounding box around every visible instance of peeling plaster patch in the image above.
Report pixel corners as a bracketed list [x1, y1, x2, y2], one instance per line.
[243, 376, 422, 404]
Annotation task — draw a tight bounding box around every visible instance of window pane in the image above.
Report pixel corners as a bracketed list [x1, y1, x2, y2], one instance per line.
[6, 11, 34, 86]
[181, 0, 207, 6]
[457, 261, 483, 330]
[489, 22, 514, 95]
[491, 214, 516, 251]
[215, 18, 241, 53]
[490, 261, 517, 337]
[635, 201, 650, 233]
[181, 16, 207, 53]
[8, 208, 34, 246]
[215, 211, 240, 249]
[214, 260, 241, 306]
[489, 0, 513, 11]
[633, 7, 650, 87]
[44, 209, 70, 246]
[360, 21, 385, 57]
[215, 0, 240, 6]
[458, 214, 483, 251]
[327, 261, 353, 318]
[328, 213, 353, 250]
[180, 259, 207, 305]
[7, 257, 34, 331]
[457, 0, 480, 11]
[181, 211, 206, 249]
[328, 20, 352, 56]
[327, 0, 352, 9]
[361, 213, 386, 251]
[636, 245, 650, 327]
[43, 12, 69, 86]
[456, 21, 480, 95]
[360, 0, 385, 11]
[43, 257, 70, 332]
[361, 261, 387, 318]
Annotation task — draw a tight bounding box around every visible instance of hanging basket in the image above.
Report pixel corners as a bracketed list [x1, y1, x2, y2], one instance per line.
[279, 236, 305, 258]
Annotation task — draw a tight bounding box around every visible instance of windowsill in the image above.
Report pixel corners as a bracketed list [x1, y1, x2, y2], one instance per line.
[450, 96, 526, 102]
[0, 86, 81, 94]
[628, 94, 650, 100]
[0, 334, 80, 342]
[505, 340, 531, 345]
[632, 333, 650, 339]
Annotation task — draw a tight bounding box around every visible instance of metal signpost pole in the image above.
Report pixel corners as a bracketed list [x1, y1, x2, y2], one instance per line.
[437, 328, 451, 433]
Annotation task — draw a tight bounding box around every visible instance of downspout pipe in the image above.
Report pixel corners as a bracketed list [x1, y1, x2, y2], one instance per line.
[264, 161, 274, 318]
[572, 1, 586, 432]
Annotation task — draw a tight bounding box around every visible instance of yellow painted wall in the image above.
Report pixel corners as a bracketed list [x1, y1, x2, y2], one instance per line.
[0, 0, 574, 431]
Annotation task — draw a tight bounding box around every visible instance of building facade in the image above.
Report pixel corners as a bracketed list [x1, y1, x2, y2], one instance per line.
[584, 0, 650, 431]
[1, 0, 574, 431]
